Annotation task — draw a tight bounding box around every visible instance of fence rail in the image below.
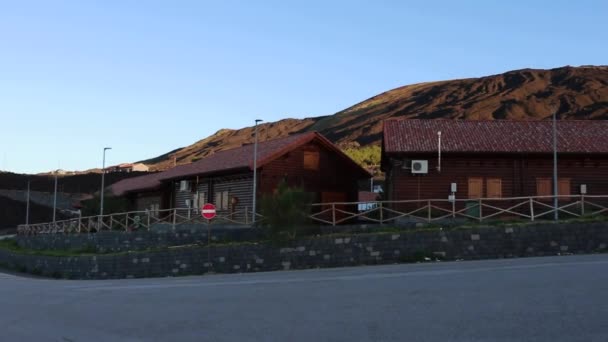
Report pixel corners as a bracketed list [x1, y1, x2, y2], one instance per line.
[17, 207, 260, 235]
[309, 195, 608, 226]
[17, 195, 608, 235]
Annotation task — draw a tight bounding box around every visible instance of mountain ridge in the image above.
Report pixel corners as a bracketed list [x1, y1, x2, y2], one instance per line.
[137, 65, 608, 171]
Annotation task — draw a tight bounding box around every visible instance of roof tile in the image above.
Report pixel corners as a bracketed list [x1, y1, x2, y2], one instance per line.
[384, 119, 608, 154]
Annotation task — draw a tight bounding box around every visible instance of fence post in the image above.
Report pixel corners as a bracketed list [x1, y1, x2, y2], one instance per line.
[379, 202, 383, 224]
[245, 207, 249, 225]
[172, 208, 177, 231]
[332, 203, 336, 227]
[146, 211, 151, 231]
[529, 197, 535, 221]
[78, 213, 82, 234]
[427, 200, 432, 223]
[478, 198, 483, 222]
[452, 198, 456, 218]
[581, 194, 585, 216]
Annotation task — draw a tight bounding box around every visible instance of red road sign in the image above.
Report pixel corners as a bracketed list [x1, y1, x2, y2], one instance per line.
[201, 203, 216, 220]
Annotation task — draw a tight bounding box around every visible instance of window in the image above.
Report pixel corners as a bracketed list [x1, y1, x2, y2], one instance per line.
[179, 180, 191, 192]
[486, 178, 502, 198]
[468, 178, 483, 199]
[150, 203, 159, 218]
[303, 151, 320, 170]
[192, 192, 206, 210]
[214, 191, 229, 210]
[536, 178, 552, 197]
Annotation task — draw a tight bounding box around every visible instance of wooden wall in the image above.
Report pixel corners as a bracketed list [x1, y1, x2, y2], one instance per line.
[259, 141, 362, 203]
[385, 153, 608, 202]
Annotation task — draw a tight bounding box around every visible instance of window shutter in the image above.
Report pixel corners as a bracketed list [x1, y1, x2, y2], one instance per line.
[303, 151, 320, 170]
[468, 178, 483, 199]
[558, 179, 571, 197]
[536, 178, 552, 197]
[487, 178, 502, 198]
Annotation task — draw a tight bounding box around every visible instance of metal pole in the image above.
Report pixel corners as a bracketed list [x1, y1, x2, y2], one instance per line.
[25, 180, 31, 226]
[552, 112, 559, 220]
[100, 147, 111, 217]
[52, 171, 58, 223]
[252, 119, 263, 223]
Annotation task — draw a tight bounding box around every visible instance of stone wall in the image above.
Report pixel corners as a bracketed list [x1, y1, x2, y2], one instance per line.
[16, 225, 262, 253]
[2, 222, 608, 279]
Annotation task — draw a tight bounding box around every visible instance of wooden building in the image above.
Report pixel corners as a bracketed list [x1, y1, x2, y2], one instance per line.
[382, 119, 608, 203]
[112, 132, 370, 220]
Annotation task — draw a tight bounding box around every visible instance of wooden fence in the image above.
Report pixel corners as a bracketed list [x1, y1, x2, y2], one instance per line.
[17, 195, 608, 235]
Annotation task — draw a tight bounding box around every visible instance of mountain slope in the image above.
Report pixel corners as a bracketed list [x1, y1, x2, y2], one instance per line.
[142, 65, 608, 171]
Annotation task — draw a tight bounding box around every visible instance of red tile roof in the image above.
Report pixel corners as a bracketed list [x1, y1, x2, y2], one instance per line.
[384, 119, 608, 154]
[111, 172, 164, 196]
[159, 132, 316, 181]
[112, 132, 370, 196]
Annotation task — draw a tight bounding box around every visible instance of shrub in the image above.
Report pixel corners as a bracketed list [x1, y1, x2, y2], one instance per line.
[259, 180, 313, 240]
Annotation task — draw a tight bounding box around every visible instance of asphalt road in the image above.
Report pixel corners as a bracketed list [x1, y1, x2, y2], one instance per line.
[1, 254, 608, 342]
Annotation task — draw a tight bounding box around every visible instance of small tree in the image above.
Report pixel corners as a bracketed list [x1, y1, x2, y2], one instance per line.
[259, 180, 313, 240]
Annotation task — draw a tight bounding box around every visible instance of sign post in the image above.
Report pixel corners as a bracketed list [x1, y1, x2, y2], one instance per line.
[201, 203, 216, 272]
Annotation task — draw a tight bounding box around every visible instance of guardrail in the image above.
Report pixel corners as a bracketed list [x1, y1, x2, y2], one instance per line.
[309, 195, 608, 226]
[17, 195, 608, 235]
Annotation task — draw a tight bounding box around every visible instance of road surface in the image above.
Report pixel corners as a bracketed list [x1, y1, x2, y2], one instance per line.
[1, 254, 607, 341]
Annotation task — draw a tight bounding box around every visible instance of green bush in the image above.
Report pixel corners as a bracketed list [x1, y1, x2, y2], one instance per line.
[259, 180, 313, 240]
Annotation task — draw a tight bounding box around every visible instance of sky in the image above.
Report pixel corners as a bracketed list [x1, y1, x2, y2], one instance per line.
[1, 0, 606, 174]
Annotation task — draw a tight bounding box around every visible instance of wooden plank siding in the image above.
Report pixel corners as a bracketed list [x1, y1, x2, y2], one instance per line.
[385, 154, 608, 216]
[259, 141, 361, 213]
[258, 141, 363, 222]
[169, 173, 253, 222]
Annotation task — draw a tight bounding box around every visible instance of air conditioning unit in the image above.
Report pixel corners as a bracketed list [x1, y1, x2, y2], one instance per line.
[179, 180, 191, 191]
[411, 160, 428, 174]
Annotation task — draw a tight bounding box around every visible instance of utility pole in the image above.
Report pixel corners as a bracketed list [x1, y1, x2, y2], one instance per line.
[552, 111, 559, 220]
[252, 119, 263, 223]
[53, 171, 58, 223]
[100, 147, 112, 218]
[25, 180, 31, 226]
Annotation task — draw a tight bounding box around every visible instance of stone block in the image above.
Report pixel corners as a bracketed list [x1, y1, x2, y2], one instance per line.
[471, 234, 480, 241]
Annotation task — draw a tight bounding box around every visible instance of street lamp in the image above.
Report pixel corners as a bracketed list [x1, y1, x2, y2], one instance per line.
[100, 147, 112, 218]
[552, 111, 559, 220]
[52, 171, 58, 224]
[252, 119, 263, 223]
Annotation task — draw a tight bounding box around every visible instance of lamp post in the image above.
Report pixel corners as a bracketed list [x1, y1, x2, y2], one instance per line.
[100, 147, 112, 218]
[25, 180, 30, 226]
[252, 119, 263, 223]
[52, 171, 58, 224]
[552, 111, 558, 220]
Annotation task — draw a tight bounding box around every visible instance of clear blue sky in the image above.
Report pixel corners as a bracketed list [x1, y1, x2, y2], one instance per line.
[1, 0, 606, 174]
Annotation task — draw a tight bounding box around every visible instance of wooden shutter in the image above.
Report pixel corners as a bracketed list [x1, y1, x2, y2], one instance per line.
[536, 178, 552, 197]
[487, 178, 502, 198]
[303, 151, 320, 170]
[558, 179, 571, 198]
[468, 178, 483, 199]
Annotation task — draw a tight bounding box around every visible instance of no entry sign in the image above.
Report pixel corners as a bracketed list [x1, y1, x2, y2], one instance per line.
[201, 203, 216, 220]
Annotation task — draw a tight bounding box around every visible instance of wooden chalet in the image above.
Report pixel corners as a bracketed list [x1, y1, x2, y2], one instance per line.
[382, 119, 608, 202]
[112, 132, 370, 220]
